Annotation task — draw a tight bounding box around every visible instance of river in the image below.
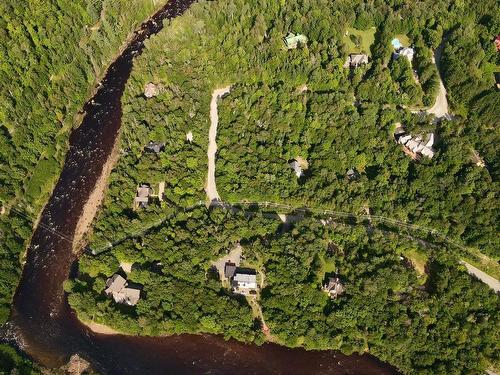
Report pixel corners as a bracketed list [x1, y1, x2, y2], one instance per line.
[3, 1, 398, 373]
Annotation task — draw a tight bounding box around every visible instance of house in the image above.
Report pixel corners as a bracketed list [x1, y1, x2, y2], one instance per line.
[284, 33, 308, 49]
[495, 72, 500, 90]
[224, 262, 236, 279]
[224, 264, 258, 295]
[495, 34, 500, 52]
[233, 272, 258, 291]
[134, 184, 152, 208]
[395, 47, 415, 62]
[323, 277, 344, 299]
[289, 160, 303, 178]
[105, 274, 126, 295]
[343, 54, 369, 68]
[105, 274, 141, 306]
[396, 128, 435, 159]
[144, 141, 164, 153]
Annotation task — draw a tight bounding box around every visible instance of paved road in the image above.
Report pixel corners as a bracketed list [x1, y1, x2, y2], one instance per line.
[460, 261, 500, 293]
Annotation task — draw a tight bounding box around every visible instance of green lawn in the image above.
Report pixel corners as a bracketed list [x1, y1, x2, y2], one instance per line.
[342, 27, 376, 55]
[403, 248, 428, 281]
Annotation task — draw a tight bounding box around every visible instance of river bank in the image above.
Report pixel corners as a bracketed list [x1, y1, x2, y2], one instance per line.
[4, 0, 398, 372]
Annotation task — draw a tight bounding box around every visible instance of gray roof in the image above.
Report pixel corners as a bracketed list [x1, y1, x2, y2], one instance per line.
[234, 273, 257, 283]
[105, 274, 141, 306]
[348, 54, 369, 67]
[136, 185, 151, 198]
[105, 274, 127, 294]
[224, 262, 236, 278]
[145, 141, 164, 153]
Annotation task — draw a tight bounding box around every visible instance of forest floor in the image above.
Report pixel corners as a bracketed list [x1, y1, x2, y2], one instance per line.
[205, 86, 231, 202]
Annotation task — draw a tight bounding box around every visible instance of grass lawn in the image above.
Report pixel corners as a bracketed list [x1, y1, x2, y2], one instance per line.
[342, 27, 376, 55]
[393, 34, 411, 47]
[403, 248, 428, 278]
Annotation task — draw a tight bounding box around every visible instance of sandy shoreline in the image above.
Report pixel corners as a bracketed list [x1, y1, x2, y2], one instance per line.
[73, 141, 120, 253]
[83, 320, 122, 335]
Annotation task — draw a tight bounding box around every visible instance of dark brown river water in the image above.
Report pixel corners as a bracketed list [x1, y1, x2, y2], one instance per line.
[4, 1, 399, 373]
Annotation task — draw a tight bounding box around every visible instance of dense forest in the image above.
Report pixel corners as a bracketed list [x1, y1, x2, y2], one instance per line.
[0, 0, 167, 325]
[65, 0, 500, 374]
[0, 0, 498, 373]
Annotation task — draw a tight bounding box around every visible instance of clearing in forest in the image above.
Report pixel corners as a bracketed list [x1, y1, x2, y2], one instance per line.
[342, 27, 376, 55]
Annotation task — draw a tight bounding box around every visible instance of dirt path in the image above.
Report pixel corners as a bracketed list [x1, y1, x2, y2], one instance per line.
[460, 261, 500, 293]
[205, 86, 231, 202]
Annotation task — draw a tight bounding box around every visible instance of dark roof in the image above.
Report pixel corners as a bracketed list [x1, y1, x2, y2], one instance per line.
[145, 141, 165, 153]
[224, 262, 236, 278]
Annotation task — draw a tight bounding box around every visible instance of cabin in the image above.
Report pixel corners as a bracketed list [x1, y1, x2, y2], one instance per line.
[134, 184, 152, 208]
[284, 33, 308, 49]
[495, 34, 500, 51]
[105, 274, 141, 306]
[323, 277, 344, 299]
[144, 141, 164, 153]
[343, 54, 369, 68]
